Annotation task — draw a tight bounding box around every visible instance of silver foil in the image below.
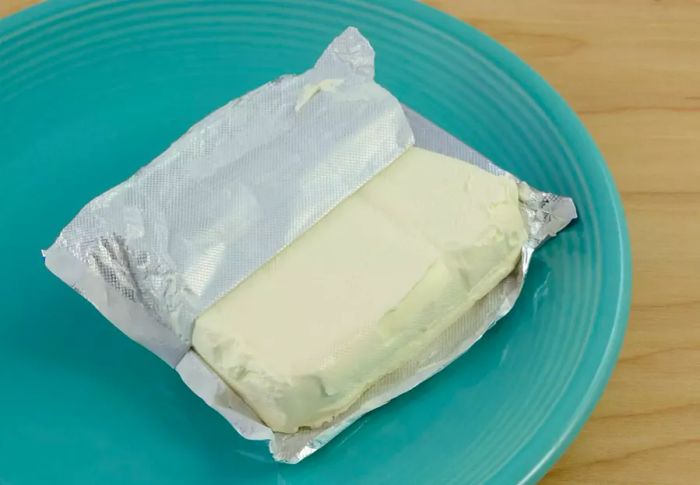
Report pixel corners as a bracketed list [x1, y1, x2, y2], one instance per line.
[44, 28, 576, 463]
[45, 28, 413, 366]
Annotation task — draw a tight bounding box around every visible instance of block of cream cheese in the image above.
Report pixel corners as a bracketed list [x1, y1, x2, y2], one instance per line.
[192, 146, 527, 433]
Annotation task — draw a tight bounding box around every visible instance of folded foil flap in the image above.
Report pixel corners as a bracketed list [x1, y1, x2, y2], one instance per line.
[45, 27, 414, 356]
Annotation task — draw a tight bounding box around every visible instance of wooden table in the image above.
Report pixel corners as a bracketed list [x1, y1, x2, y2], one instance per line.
[3, 1, 698, 483]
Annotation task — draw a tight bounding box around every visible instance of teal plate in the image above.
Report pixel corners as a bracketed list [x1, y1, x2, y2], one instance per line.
[0, 1, 631, 483]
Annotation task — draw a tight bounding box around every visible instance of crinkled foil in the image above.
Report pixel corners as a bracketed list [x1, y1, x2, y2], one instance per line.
[44, 27, 413, 366]
[44, 28, 577, 463]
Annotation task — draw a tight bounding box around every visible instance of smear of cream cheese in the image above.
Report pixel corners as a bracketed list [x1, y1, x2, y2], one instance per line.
[294, 79, 345, 111]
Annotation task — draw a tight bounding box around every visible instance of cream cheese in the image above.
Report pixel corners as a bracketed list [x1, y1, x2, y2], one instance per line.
[192, 147, 527, 432]
[294, 79, 344, 111]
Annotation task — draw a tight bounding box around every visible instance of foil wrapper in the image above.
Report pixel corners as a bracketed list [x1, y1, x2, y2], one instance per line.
[44, 28, 577, 463]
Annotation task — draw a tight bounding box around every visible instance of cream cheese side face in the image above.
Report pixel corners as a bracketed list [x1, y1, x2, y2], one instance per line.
[192, 147, 527, 433]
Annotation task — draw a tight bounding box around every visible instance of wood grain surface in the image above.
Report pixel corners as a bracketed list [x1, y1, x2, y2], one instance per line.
[3, 1, 699, 483]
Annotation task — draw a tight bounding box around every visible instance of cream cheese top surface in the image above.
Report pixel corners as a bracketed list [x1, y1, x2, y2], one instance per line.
[192, 146, 527, 432]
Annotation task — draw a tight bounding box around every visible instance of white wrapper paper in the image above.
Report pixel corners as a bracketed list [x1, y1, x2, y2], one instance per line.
[44, 28, 576, 463]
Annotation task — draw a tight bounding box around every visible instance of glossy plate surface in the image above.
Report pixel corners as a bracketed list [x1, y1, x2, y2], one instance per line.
[0, 1, 631, 483]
